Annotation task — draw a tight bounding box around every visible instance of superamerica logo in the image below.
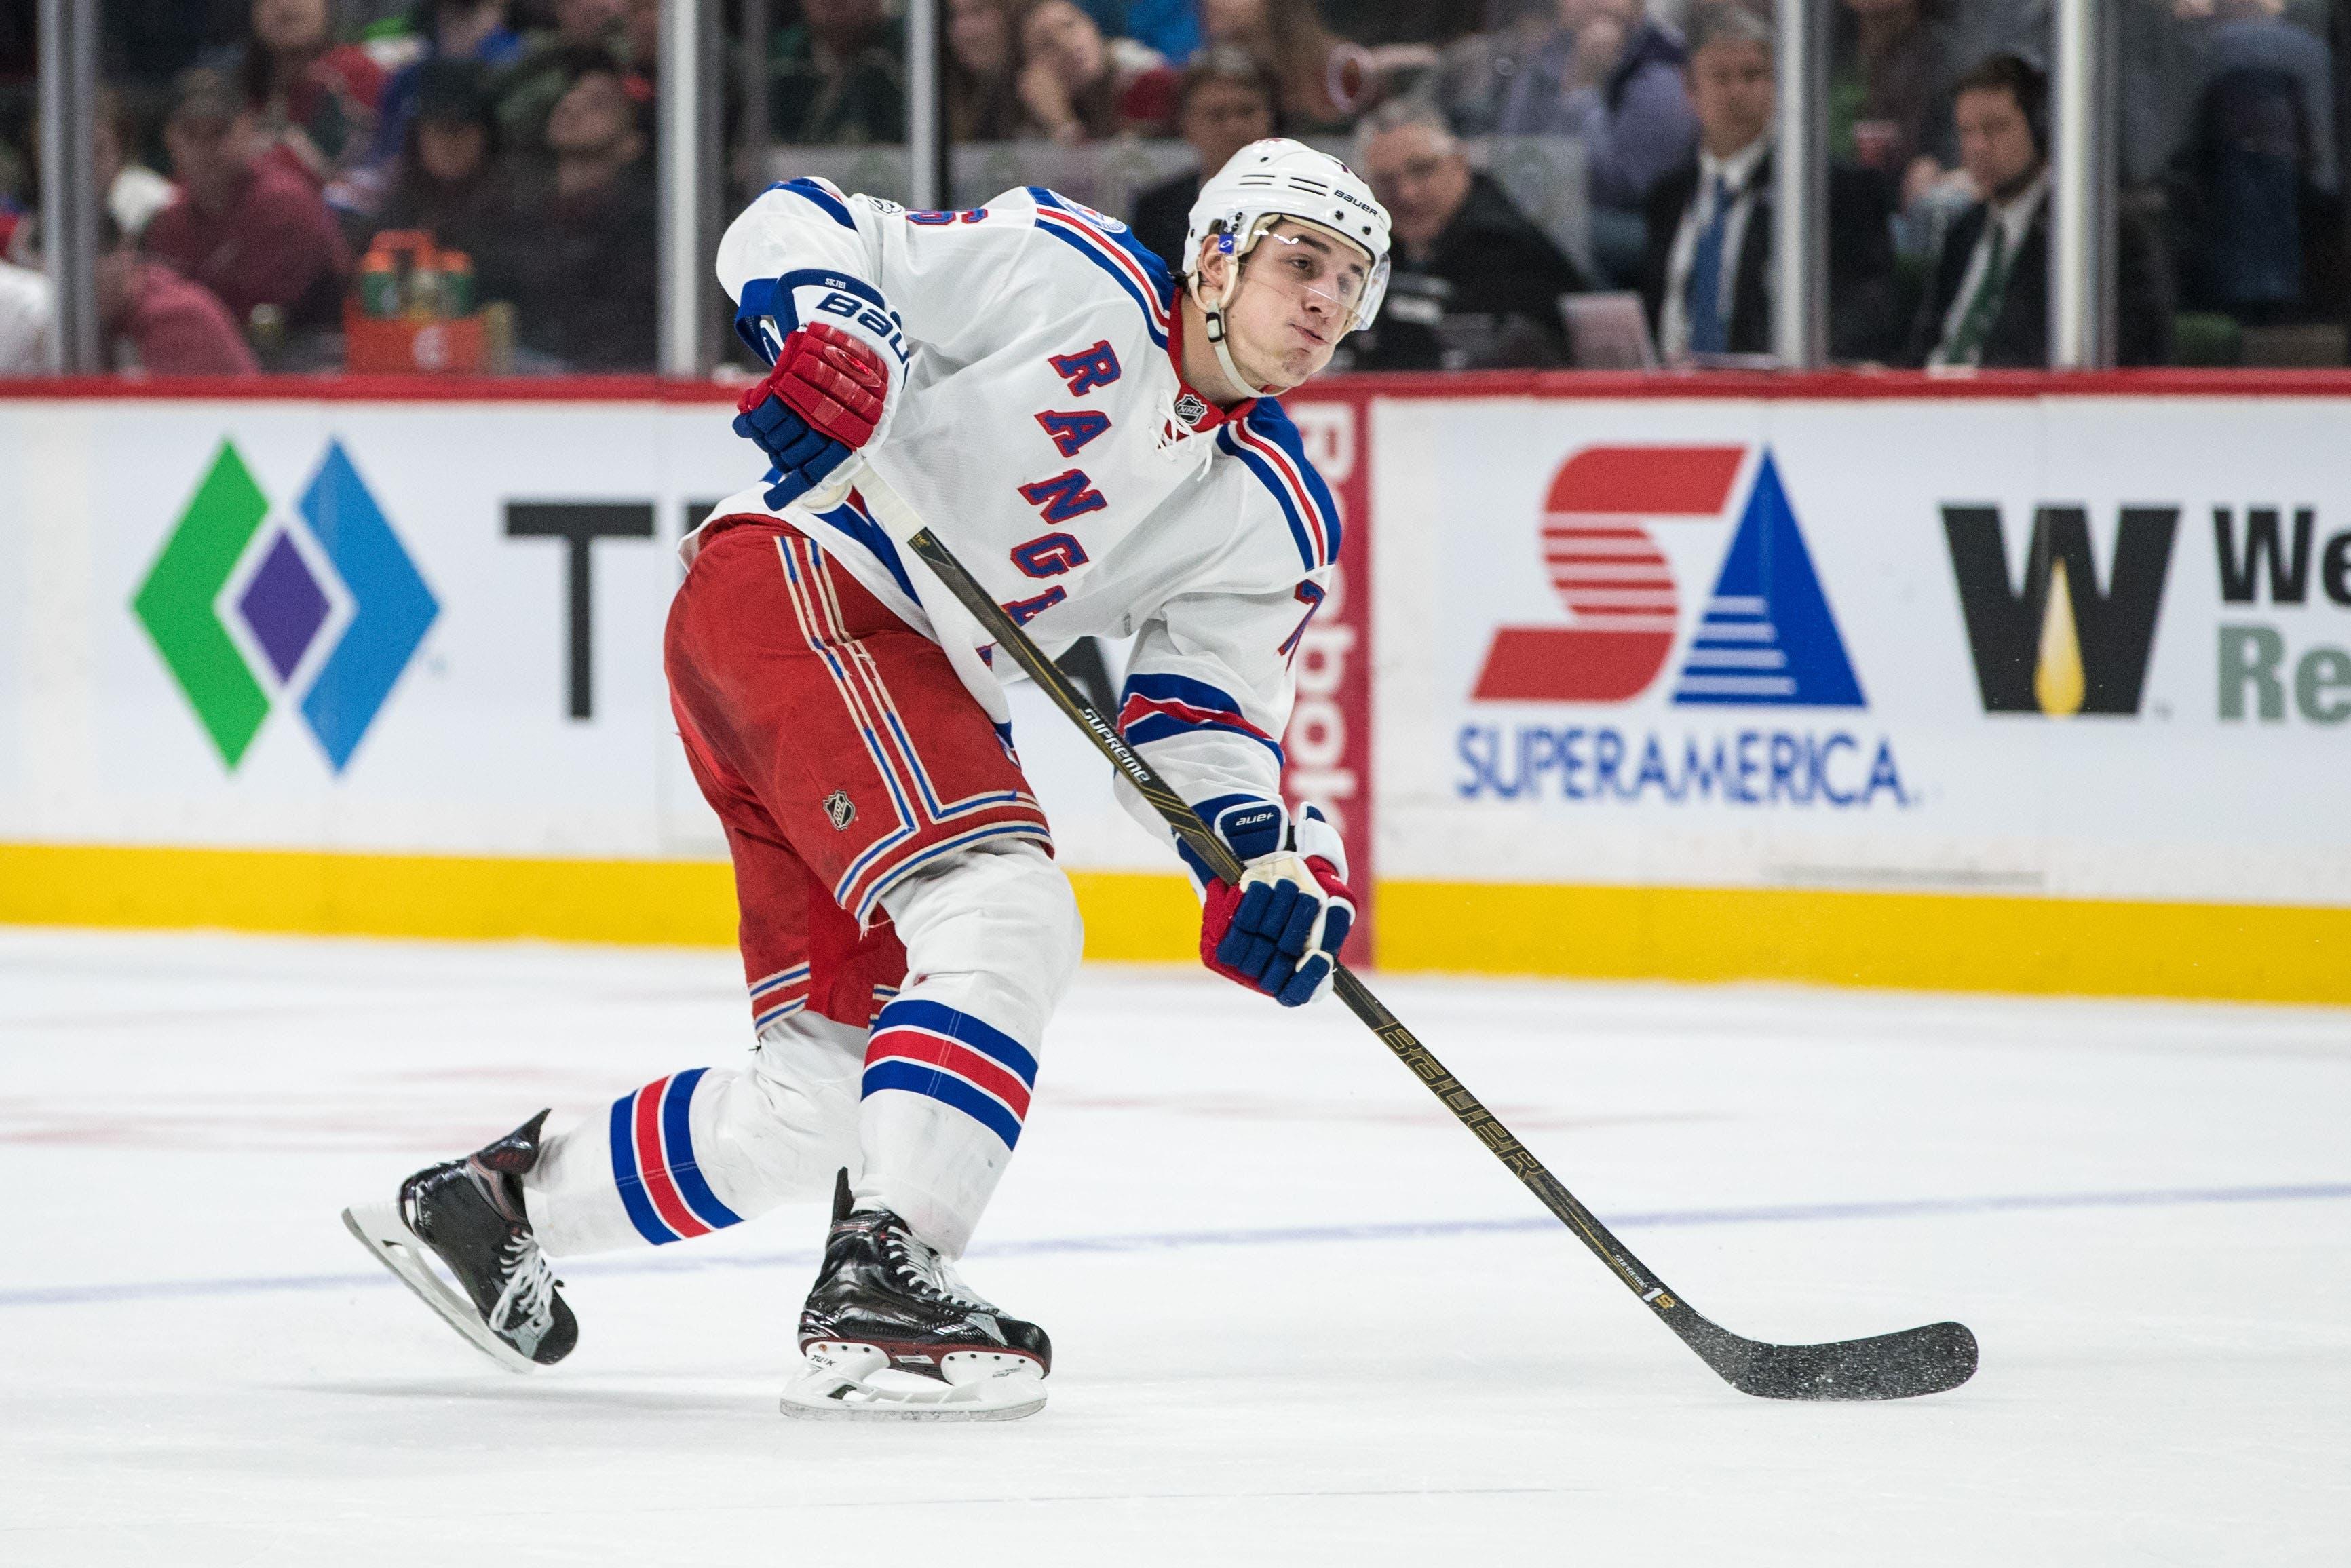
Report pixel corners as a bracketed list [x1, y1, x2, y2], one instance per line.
[1458, 444, 1907, 807]
[133, 439, 438, 773]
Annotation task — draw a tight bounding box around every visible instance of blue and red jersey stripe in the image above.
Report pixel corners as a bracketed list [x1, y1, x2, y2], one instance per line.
[1029, 188, 1173, 348]
[1117, 672, 1284, 765]
[610, 1068, 745, 1246]
[861, 998, 1039, 1150]
[1220, 404, 1341, 573]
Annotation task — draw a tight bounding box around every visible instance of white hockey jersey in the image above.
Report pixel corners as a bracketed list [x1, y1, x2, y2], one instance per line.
[693, 177, 1345, 877]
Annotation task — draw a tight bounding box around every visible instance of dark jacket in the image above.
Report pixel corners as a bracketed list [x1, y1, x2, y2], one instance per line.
[1342, 172, 1588, 372]
[1640, 149, 1898, 361]
[479, 156, 659, 371]
[770, 18, 906, 146]
[1130, 168, 1200, 276]
[1903, 189, 2173, 368]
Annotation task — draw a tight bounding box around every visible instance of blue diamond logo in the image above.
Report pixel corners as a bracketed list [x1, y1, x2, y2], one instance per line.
[295, 441, 440, 771]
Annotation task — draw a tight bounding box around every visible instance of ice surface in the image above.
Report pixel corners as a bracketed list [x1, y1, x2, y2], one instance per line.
[3, 928, 2348, 1565]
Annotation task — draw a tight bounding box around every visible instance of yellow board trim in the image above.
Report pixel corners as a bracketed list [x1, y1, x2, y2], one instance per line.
[2, 843, 2346, 1004]
[0, 842, 1201, 961]
[1375, 879, 2351, 1007]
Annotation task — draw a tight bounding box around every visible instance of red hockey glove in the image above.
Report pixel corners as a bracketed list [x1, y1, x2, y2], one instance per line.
[732, 322, 891, 506]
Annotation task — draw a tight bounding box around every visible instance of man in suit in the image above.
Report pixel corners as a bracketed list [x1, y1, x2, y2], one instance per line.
[1347, 102, 1590, 370]
[1907, 52, 2172, 366]
[1129, 48, 1280, 273]
[1641, 3, 1898, 363]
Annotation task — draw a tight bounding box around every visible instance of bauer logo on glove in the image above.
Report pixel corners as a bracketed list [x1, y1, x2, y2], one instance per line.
[1198, 802, 1354, 1008]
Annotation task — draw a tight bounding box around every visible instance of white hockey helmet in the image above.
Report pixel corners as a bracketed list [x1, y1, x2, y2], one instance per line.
[1182, 138, 1392, 390]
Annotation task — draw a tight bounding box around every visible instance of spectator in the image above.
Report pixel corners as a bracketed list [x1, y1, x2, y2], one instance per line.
[1124, 0, 1204, 64]
[1906, 53, 2171, 366]
[0, 254, 52, 375]
[145, 68, 353, 334]
[104, 0, 249, 96]
[946, 0, 1025, 142]
[2164, 0, 2345, 326]
[1497, 0, 1700, 203]
[97, 223, 263, 374]
[480, 50, 655, 369]
[499, 0, 626, 153]
[1640, 2, 1897, 362]
[1347, 102, 1590, 369]
[2194, 0, 2338, 191]
[1016, 0, 1179, 142]
[1131, 46, 1280, 269]
[237, 0, 388, 189]
[1432, 0, 1567, 138]
[619, 0, 660, 92]
[1831, 0, 1957, 193]
[373, 58, 502, 259]
[1497, 0, 1700, 284]
[770, 0, 907, 145]
[95, 89, 180, 242]
[1202, 0, 1405, 134]
[370, 1, 527, 166]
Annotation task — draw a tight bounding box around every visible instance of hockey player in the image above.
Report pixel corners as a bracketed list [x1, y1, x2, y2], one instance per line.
[344, 138, 1391, 1419]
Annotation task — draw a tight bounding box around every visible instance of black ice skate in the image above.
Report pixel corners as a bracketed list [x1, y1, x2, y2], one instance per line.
[341, 1111, 579, 1373]
[780, 1171, 1049, 1421]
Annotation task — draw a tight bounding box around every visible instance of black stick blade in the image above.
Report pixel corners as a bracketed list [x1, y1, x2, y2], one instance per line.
[1700, 1319, 1979, 1401]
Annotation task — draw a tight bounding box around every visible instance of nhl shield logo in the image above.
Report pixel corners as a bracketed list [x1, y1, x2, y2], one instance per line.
[824, 790, 856, 830]
[1172, 391, 1208, 428]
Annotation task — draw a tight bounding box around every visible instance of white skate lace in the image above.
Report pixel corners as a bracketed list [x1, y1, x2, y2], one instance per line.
[489, 1234, 557, 1357]
[885, 1229, 999, 1313]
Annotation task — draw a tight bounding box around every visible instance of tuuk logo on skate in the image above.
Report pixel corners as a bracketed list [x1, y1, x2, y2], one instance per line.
[824, 790, 858, 830]
[132, 439, 438, 773]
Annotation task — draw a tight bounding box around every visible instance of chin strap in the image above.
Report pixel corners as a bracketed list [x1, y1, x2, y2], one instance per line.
[1188, 271, 1272, 400]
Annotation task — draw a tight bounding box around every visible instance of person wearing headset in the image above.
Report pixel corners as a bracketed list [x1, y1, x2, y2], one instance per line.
[1909, 51, 2173, 367]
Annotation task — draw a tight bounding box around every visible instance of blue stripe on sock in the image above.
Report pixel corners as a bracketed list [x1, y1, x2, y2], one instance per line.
[861, 1059, 1024, 1149]
[872, 998, 1039, 1087]
[661, 1067, 746, 1231]
[609, 1090, 679, 1245]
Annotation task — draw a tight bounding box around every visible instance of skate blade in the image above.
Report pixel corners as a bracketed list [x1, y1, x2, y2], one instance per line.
[779, 1344, 1046, 1422]
[340, 1202, 539, 1375]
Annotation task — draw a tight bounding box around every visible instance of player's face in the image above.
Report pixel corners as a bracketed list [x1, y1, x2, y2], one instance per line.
[1219, 220, 1371, 391]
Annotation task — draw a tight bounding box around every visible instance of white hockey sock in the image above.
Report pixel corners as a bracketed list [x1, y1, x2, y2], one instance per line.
[521, 1014, 865, 1257]
[852, 839, 1082, 1258]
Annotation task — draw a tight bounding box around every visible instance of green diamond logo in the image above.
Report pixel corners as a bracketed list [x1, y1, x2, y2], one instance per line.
[133, 441, 272, 767]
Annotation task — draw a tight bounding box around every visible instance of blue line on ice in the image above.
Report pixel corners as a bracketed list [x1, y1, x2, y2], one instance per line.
[9, 1181, 2347, 1309]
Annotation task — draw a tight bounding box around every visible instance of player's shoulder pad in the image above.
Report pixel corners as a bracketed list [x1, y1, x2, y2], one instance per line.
[1019, 185, 1177, 349]
[761, 175, 860, 229]
[1215, 398, 1342, 575]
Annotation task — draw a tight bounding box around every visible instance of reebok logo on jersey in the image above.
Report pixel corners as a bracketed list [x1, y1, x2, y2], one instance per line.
[1472, 445, 1863, 708]
[132, 438, 438, 772]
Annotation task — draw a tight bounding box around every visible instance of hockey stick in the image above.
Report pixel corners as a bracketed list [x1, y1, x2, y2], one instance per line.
[853, 470, 1977, 1402]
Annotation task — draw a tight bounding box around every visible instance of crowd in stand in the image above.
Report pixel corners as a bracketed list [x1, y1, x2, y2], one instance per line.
[0, 0, 2340, 376]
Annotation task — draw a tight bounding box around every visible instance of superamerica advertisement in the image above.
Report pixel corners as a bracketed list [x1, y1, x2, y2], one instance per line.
[1371, 391, 2351, 909]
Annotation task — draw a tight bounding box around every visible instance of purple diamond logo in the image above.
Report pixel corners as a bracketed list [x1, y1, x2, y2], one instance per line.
[236, 531, 330, 683]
